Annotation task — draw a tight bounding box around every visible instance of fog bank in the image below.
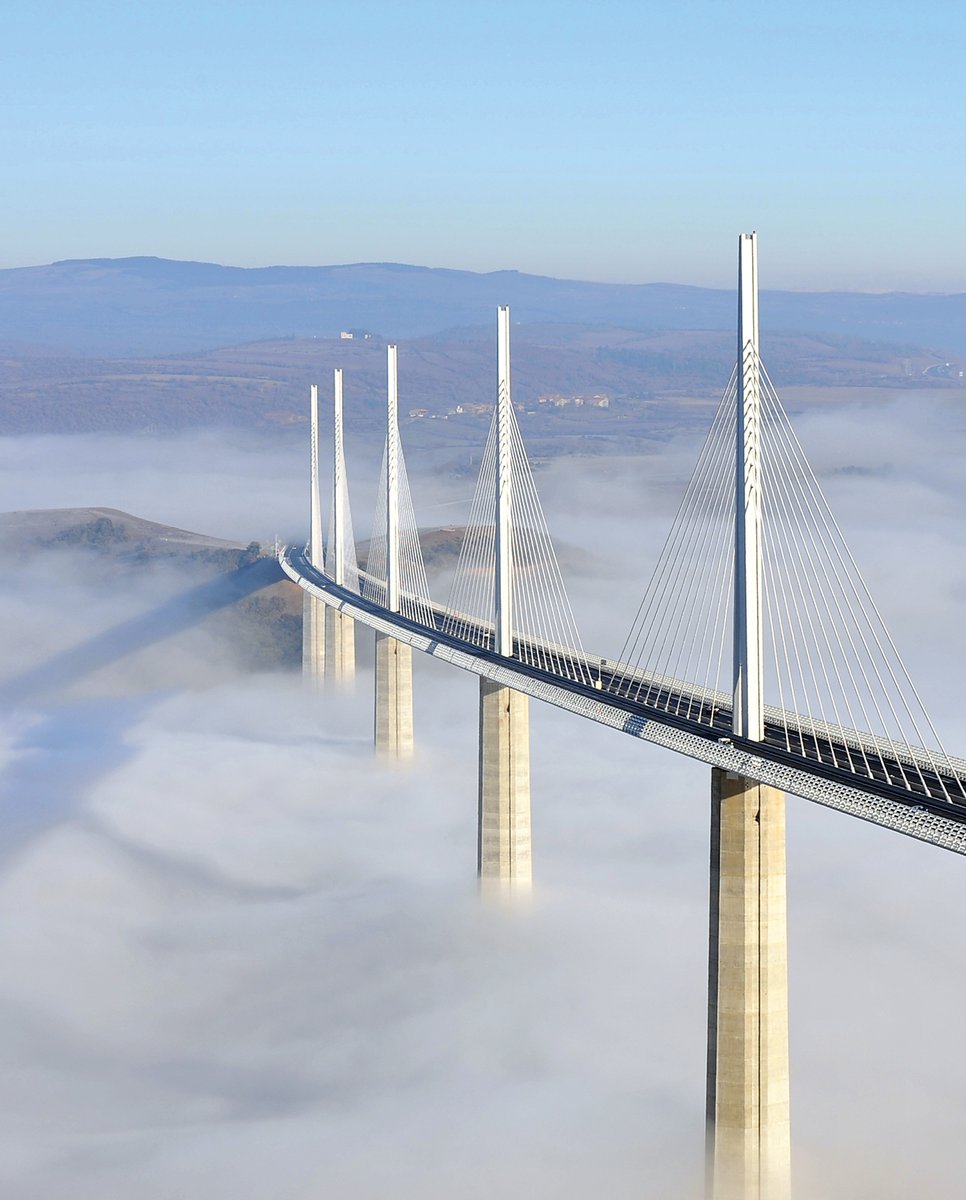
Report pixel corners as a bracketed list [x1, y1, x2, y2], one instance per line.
[0, 392, 964, 1197]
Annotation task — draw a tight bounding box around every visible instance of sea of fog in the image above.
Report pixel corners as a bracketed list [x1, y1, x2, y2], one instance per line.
[0, 391, 963, 1198]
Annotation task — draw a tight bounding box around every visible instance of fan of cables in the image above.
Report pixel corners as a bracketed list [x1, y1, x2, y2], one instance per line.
[444, 400, 591, 684]
[324, 429, 360, 595]
[611, 356, 965, 801]
[362, 440, 434, 627]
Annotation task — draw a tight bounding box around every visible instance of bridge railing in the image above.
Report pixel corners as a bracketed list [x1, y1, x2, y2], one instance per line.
[289, 544, 966, 799]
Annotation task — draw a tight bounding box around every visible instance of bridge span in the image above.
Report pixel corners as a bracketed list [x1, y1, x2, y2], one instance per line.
[286, 234, 963, 1200]
[282, 546, 966, 855]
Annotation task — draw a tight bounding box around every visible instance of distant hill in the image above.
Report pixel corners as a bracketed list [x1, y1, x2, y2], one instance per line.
[0, 324, 958, 438]
[0, 507, 245, 557]
[1, 256, 965, 358]
[0, 508, 300, 675]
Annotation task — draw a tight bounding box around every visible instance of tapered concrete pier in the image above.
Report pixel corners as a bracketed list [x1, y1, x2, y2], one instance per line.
[478, 307, 532, 891]
[303, 382, 325, 686]
[706, 769, 791, 1200]
[327, 608, 355, 684]
[374, 631, 413, 758]
[478, 678, 531, 891]
[303, 591, 326, 685]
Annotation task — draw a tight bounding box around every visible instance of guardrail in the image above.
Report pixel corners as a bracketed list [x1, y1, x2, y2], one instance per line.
[282, 546, 966, 856]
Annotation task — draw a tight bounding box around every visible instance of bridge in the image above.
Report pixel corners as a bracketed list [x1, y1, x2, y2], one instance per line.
[279, 235, 965, 1200]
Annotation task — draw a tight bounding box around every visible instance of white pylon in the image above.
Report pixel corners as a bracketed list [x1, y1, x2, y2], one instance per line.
[331, 368, 347, 587]
[495, 306, 513, 657]
[386, 344, 400, 614]
[732, 232, 764, 741]
[309, 383, 324, 570]
[303, 382, 326, 685]
[327, 365, 356, 685]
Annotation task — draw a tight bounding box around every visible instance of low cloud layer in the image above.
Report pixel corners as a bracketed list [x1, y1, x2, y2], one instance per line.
[0, 390, 964, 1198]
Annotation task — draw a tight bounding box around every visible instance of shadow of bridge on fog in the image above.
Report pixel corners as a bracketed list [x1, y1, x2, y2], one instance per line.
[0, 555, 293, 879]
[0, 556, 285, 707]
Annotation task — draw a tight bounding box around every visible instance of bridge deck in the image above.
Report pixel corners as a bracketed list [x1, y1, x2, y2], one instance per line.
[281, 547, 966, 856]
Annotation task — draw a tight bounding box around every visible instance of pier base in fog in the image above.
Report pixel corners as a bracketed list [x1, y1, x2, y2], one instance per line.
[327, 608, 355, 685]
[707, 768, 791, 1200]
[302, 592, 326, 687]
[478, 679, 531, 894]
[374, 632, 413, 758]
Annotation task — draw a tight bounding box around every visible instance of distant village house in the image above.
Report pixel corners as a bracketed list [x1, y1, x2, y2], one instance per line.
[536, 392, 610, 408]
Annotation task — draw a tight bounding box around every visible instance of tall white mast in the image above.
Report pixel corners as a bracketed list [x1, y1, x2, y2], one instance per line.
[495, 306, 513, 657]
[332, 368, 346, 587]
[309, 383, 323, 570]
[386, 345, 400, 614]
[733, 232, 764, 741]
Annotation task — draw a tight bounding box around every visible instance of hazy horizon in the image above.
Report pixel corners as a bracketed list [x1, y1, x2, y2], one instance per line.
[8, 253, 966, 297]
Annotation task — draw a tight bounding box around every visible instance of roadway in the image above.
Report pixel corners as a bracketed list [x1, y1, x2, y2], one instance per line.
[283, 546, 966, 851]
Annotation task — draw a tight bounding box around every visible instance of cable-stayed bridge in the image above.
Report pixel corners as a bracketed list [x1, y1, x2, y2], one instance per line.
[280, 234, 964, 1200]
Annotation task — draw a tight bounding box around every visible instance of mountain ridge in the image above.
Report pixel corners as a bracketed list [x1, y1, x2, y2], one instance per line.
[2, 257, 964, 359]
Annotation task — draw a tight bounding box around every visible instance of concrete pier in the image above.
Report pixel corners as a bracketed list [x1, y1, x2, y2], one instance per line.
[374, 631, 413, 758]
[478, 678, 531, 891]
[706, 768, 791, 1200]
[302, 592, 326, 686]
[327, 607, 355, 685]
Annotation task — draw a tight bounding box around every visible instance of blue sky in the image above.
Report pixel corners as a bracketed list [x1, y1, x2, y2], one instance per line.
[4, 0, 964, 288]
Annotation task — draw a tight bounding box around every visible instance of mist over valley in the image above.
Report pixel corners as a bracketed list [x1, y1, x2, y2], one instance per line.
[0, 383, 964, 1195]
[8, 0, 966, 1189]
